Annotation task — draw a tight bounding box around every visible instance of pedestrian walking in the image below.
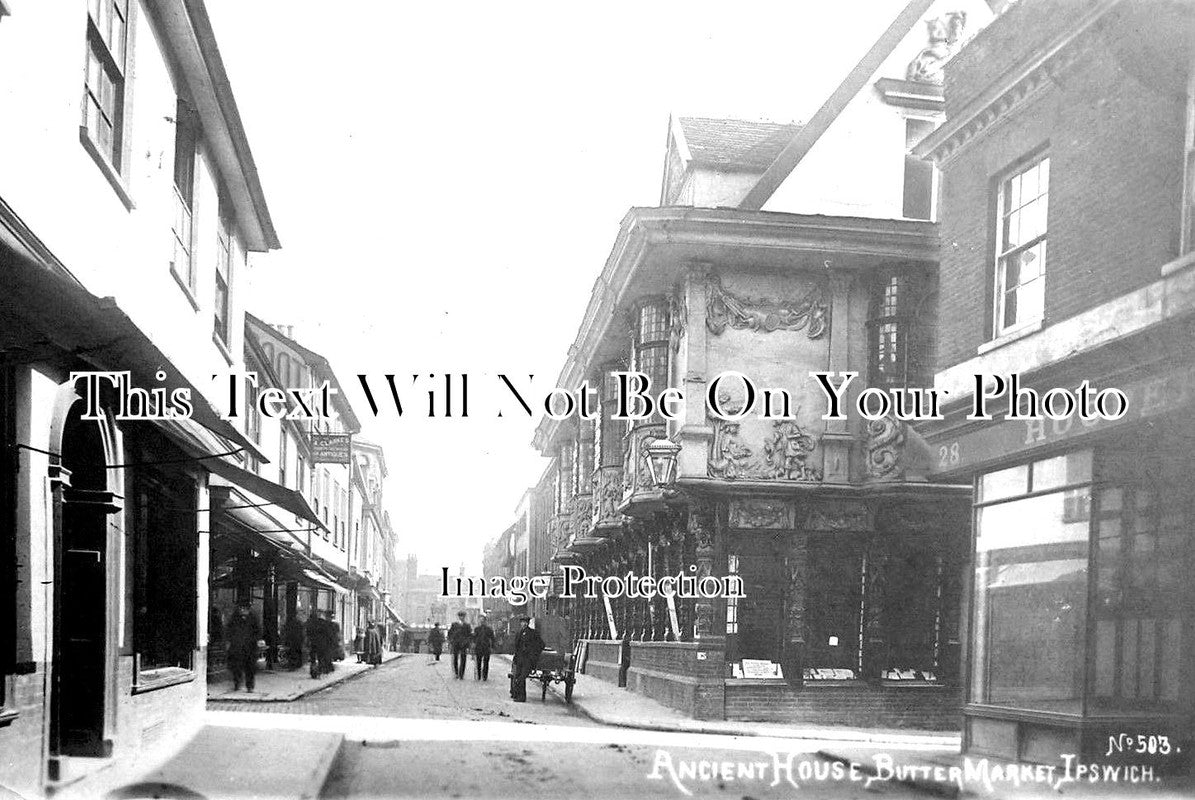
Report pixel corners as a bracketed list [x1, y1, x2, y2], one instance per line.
[509, 615, 543, 703]
[447, 611, 472, 679]
[472, 615, 495, 681]
[364, 620, 384, 667]
[226, 602, 261, 692]
[427, 622, 444, 661]
[389, 629, 400, 652]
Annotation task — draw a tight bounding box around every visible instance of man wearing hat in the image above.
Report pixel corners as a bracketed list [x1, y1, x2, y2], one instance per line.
[509, 615, 544, 702]
[472, 615, 496, 680]
[447, 610, 473, 680]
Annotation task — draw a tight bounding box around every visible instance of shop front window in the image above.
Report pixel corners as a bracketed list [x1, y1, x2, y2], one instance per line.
[1090, 484, 1185, 711]
[971, 452, 1091, 713]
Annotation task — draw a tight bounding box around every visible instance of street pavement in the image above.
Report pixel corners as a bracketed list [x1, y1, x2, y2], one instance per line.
[207, 652, 932, 799]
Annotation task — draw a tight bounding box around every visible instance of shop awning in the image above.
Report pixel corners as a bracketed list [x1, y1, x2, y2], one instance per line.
[303, 569, 349, 595]
[207, 460, 327, 534]
[0, 199, 266, 462]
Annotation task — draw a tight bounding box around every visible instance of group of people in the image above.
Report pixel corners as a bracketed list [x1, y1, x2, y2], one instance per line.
[296, 609, 342, 678]
[424, 612, 545, 703]
[353, 620, 387, 667]
[427, 611, 497, 680]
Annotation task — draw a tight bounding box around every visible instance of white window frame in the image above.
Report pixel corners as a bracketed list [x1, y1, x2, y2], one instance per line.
[993, 153, 1050, 338]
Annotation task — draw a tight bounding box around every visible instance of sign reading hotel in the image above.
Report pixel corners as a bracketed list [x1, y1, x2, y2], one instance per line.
[311, 433, 352, 464]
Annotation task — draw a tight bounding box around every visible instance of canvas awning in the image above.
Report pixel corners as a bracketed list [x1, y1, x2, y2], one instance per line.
[303, 569, 349, 595]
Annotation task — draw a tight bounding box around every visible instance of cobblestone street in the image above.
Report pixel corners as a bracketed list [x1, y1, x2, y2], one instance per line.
[204, 654, 929, 799]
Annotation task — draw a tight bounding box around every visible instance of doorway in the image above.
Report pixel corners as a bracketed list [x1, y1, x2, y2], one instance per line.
[50, 403, 115, 757]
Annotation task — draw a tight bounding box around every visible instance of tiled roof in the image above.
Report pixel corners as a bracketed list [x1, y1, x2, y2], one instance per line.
[677, 116, 802, 171]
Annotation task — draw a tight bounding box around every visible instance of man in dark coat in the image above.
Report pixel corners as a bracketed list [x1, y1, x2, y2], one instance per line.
[472, 615, 496, 681]
[364, 620, 384, 667]
[226, 602, 261, 692]
[427, 622, 444, 661]
[509, 615, 544, 702]
[306, 611, 333, 678]
[283, 614, 304, 670]
[447, 611, 472, 679]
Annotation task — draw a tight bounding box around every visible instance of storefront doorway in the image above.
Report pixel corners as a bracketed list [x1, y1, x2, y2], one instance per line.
[50, 403, 115, 757]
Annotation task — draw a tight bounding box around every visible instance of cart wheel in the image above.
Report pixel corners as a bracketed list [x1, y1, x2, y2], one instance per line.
[541, 677, 548, 701]
[564, 676, 574, 703]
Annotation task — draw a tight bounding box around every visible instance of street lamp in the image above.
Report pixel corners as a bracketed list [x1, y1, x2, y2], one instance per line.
[645, 438, 681, 489]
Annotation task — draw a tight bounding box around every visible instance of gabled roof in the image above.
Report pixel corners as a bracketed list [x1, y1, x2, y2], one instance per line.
[676, 117, 803, 171]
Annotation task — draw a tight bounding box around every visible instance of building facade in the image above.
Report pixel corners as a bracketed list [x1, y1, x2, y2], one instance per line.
[0, 1, 281, 795]
[505, 0, 1000, 726]
[915, 0, 1195, 768]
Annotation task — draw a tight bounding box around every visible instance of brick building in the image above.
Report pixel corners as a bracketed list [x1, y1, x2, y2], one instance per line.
[915, 0, 1195, 768]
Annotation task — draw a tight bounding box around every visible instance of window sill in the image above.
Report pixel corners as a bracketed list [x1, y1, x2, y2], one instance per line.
[132, 666, 195, 695]
[0, 706, 19, 727]
[977, 318, 1044, 355]
[212, 330, 234, 365]
[79, 126, 134, 211]
[169, 266, 200, 312]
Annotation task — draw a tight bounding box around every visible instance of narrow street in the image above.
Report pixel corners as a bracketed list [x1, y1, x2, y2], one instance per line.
[208, 655, 927, 799]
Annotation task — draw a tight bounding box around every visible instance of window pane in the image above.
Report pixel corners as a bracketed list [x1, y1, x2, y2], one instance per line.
[978, 464, 1028, 503]
[1033, 452, 1092, 491]
[973, 488, 1090, 713]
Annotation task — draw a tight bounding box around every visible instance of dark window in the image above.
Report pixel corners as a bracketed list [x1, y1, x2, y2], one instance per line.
[867, 271, 927, 390]
[214, 203, 233, 345]
[132, 468, 197, 672]
[598, 369, 625, 467]
[278, 433, 288, 489]
[1091, 485, 1185, 710]
[82, 0, 129, 169]
[903, 118, 935, 220]
[171, 98, 199, 290]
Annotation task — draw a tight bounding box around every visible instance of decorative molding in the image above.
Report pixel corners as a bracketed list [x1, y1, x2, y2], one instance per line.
[705, 273, 828, 339]
[803, 501, 875, 532]
[709, 419, 822, 482]
[669, 288, 687, 353]
[592, 466, 626, 529]
[727, 498, 792, 529]
[917, 12, 1101, 165]
[906, 12, 967, 85]
[865, 414, 906, 481]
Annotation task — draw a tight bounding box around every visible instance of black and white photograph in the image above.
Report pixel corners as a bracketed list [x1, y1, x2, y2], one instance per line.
[1, 0, 1193, 798]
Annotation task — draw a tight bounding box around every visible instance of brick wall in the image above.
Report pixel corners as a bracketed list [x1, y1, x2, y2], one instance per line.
[581, 639, 728, 720]
[935, 12, 1186, 370]
[725, 681, 962, 730]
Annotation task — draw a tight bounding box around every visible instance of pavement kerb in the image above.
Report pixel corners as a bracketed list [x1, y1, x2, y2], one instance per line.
[494, 654, 960, 748]
[304, 731, 346, 800]
[210, 653, 406, 703]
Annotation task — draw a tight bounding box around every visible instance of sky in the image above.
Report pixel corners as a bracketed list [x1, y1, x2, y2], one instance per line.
[204, 0, 903, 572]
